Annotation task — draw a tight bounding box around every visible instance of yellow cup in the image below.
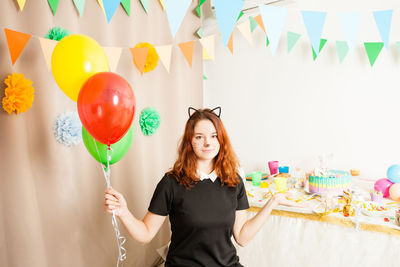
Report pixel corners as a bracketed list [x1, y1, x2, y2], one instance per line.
[274, 177, 287, 193]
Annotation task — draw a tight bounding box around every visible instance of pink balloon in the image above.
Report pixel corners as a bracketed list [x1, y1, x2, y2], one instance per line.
[374, 178, 394, 198]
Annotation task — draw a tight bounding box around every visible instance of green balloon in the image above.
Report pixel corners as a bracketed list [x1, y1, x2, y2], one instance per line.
[82, 126, 134, 165]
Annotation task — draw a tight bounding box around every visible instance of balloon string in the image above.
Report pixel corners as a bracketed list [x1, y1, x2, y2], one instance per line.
[93, 139, 127, 267]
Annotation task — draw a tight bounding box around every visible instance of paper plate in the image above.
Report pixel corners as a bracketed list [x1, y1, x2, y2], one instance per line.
[361, 201, 391, 217]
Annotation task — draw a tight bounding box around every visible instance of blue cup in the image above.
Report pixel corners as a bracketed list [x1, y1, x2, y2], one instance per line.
[279, 166, 289, 174]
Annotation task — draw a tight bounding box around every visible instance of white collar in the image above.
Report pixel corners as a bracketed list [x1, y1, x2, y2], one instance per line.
[197, 170, 218, 182]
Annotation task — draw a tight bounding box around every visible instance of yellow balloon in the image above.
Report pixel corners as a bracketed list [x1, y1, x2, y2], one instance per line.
[51, 34, 109, 102]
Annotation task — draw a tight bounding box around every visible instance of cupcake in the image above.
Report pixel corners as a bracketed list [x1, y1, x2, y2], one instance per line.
[370, 190, 383, 202]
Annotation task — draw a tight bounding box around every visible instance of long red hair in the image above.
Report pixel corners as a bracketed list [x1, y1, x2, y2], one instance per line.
[168, 108, 240, 188]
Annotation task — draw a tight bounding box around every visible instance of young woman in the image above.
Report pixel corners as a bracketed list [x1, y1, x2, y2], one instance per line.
[104, 107, 302, 267]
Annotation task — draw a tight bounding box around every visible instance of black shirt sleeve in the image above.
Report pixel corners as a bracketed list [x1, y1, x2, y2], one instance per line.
[236, 177, 250, 210]
[148, 175, 174, 216]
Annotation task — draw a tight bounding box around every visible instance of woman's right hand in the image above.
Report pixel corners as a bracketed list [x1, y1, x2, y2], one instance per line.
[104, 187, 128, 218]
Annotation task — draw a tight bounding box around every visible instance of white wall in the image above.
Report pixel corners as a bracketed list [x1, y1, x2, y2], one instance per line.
[203, 0, 400, 178]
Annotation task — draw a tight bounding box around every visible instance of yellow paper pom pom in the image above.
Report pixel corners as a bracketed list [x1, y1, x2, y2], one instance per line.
[134, 42, 159, 73]
[2, 73, 34, 114]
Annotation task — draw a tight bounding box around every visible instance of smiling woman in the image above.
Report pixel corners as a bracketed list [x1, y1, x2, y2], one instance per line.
[104, 107, 303, 267]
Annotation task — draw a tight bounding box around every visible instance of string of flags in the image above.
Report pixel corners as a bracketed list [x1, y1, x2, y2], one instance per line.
[9, 0, 400, 67]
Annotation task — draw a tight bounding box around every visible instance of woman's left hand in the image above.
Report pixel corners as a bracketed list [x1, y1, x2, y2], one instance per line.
[271, 192, 306, 208]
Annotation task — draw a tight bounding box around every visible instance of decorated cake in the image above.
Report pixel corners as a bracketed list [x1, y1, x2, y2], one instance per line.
[308, 169, 351, 195]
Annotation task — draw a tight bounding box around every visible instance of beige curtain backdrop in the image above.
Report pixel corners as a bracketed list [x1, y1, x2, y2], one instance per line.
[0, 0, 202, 266]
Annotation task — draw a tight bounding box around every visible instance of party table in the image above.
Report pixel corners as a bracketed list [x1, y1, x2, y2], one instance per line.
[236, 178, 400, 267]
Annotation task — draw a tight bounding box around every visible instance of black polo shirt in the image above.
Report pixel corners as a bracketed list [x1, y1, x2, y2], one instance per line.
[148, 174, 249, 267]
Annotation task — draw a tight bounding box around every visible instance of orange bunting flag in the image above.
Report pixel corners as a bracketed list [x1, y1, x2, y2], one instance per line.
[254, 14, 266, 33]
[178, 41, 194, 67]
[4, 28, 32, 65]
[227, 33, 234, 54]
[129, 47, 149, 75]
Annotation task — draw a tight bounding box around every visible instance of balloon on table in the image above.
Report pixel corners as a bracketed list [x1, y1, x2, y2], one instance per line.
[51, 34, 109, 102]
[374, 178, 394, 198]
[77, 72, 136, 146]
[389, 183, 400, 201]
[387, 164, 400, 183]
[82, 126, 134, 165]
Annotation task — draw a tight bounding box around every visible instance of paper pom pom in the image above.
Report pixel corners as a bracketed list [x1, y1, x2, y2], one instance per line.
[2, 73, 34, 114]
[139, 107, 161, 136]
[53, 112, 82, 146]
[134, 42, 159, 73]
[45, 27, 71, 41]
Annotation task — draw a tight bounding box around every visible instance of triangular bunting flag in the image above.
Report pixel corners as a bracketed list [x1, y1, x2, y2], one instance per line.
[48, 0, 59, 16]
[287, 31, 301, 53]
[203, 49, 212, 60]
[364, 42, 384, 67]
[259, 5, 287, 55]
[196, 0, 206, 18]
[103, 47, 122, 72]
[165, 0, 192, 38]
[396, 42, 400, 53]
[253, 14, 266, 33]
[178, 41, 194, 67]
[237, 11, 244, 22]
[237, 20, 252, 45]
[312, 39, 327, 61]
[17, 0, 26, 11]
[301, 11, 327, 56]
[4, 28, 32, 65]
[373, 9, 393, 49]
[249, 16, 258, 32]
[121, 0, 130, 16]
[73, 0, 85, 16]
[199, 35, 215, 61]
[140, 0, 149, 13]
[227, 33, 234, 54]
[97, 0, 106, 14]
[159, 0, 165, 10]
[338, 12, 360, 53]
[129, 47, 149, 75]
[266, 36, 270, 47]
[336, 41, 349, 64]
[103, 0, 121, 23]
[155, 44, 172, 72]
[38, 38, 57, 71]
[197, 28, 203, 38]
[213, 0, 244, 46]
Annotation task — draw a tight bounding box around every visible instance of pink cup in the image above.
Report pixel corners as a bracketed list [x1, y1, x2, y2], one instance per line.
[268, 161, 279, 175]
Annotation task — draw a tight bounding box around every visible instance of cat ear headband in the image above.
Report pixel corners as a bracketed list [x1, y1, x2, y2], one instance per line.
[188, 107, 221, 118]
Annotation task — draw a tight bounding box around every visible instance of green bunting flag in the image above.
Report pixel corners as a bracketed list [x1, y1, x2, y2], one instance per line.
[336, 41, 349, 63]
[287, 31, 301, 53]
[237, 11, 244, 22]
[249, 16, 258, 32]
[312, 39, 327, 60]
[364, 42, 384, 67]
[121, 0, 130, 16]
[266, 36, 270, 47]
[196, 0, 206, 18]
[197, 28, 203, 38]
[73, 0, 85, 16]
[396, 42, 400, 53]
[48, 0, 59, 16]
[140, 0, 149, 13]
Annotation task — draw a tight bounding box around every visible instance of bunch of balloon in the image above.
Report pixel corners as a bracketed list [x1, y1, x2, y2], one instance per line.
[78, 72, 136, 267]
[51, 35, 136, 266]
[374, 165, 400, 201]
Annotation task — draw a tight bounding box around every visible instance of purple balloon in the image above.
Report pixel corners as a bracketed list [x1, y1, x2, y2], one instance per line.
[374, 178, 394, 198]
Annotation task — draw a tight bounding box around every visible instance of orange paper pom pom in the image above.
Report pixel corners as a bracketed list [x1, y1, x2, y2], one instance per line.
[134, 42, 159, 73]
[2, 73, 34, 114]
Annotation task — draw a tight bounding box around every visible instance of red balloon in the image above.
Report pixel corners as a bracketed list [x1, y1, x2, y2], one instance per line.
[77, 72, 136, 146]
